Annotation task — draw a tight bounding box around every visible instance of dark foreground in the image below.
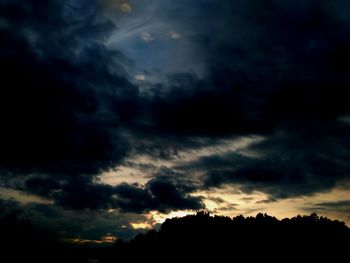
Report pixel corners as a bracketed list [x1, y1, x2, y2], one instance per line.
[1, 212, 349, 262]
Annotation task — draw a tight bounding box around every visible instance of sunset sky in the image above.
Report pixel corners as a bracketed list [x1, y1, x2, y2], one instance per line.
[0, 0, 350, 242]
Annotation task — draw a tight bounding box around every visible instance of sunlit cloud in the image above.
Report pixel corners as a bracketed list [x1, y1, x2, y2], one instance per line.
[149, 210, 195, 224]
[174, 136, 265, 164]
[170, 31, 181, 39]
[140, 31, 156, 43]
[0, 187, 51, 204]
[100, 136, 263, 188]
[130, 222, 153, 230]
[64, 233, 118, 244]
[120, 3, 132, 13]
[130, 210, 195, 230]
[102, 0, 132, 13]
[134, 74, 146, 81]
[100, 165, 151, 186]
[101, 233, 118, 243]
[192, 183, 350, 226]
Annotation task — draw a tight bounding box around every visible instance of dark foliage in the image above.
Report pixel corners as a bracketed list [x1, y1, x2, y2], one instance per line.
[1, 212, 349, 262]
[108, 212, 350, 261]
[0, 213, 109, 263]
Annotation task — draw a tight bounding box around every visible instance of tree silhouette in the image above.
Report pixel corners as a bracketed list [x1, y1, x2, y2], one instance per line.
[108, 212, 350, 262]
[0, 212, 349, 262]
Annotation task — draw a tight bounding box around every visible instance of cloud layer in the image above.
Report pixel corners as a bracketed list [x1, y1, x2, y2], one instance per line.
[1, 0, 350, 238]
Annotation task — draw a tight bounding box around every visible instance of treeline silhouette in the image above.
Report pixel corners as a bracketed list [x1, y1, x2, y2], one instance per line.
[108, 212, 350, 262]
[1, 212, 349, 262]
[0, 213, 108, 263]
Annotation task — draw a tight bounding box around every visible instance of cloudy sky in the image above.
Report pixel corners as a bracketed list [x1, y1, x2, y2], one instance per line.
[0, 0, 350, 242]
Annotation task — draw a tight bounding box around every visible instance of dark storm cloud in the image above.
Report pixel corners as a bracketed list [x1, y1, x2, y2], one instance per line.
[0, 0, 137, 176]
[0, 0, 146, 212]
[177, 127, 350, 199]
[1, 0, 350, 218]
[52, 181, 116, 210]
[17, 168, 203, 212]
[19, 170, 204, 212]
[143, 0, 350, 137]
[0, 0, 205, 213]
[133, 0, 350, 203]
[0, 198, 147, 240]
[310, 200, 350, 214]
[114, 174, 204, 213]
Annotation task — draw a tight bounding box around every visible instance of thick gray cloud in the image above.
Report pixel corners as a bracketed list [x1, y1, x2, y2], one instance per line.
[176, 127, 350, 199]
[303, 200, 350, 223]
[0, 198, 147, 240]
[0, 0, 233, 213]
[1, 0, 350, 239]
[310, 201, 350, 214]
[0, 0, 137, 176]
[139, 0, 350, 137]
[135, 0, 350, 204]
[18, 171, 203, 212]
[114, 174, 204, 213]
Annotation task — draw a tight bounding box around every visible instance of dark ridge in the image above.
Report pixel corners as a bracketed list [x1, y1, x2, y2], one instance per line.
[108, 212, 350, 261]
[1, 212, 349, 262]
[0, 213, 109, 263]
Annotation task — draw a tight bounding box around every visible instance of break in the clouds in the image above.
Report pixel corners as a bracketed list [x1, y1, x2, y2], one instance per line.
[0, 0, 350, 240]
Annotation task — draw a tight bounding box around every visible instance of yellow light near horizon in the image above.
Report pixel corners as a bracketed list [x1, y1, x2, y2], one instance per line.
[192, 185, 350, 226]
[130, 210, 194, 230]
[149, 210, 194, 225]
[63, 233, 118, 244]
[130, 222, 153, 230]
[102, 234, 118, 243]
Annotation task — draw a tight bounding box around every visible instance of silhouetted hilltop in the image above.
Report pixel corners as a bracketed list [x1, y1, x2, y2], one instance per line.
[109, 212, 350, 261]
[0, 213, 108, 263]
[1, 212, 349, 262]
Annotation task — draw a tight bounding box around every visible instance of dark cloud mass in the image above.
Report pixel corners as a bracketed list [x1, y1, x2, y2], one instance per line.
[180, 128, 350, 199]
[1, 0, 350, 239]
[0, 198, 146, 241]
[147, 0, 350, 136]
[0, 0, 136, 176]
[114, 176, 204, 213]
[145, 0, 350, 201]
[0, 0, 141, 210]
[312, 200, 350, 213]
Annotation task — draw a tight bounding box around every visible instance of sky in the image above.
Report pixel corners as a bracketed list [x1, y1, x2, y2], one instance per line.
[0, 0, 350, 242]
